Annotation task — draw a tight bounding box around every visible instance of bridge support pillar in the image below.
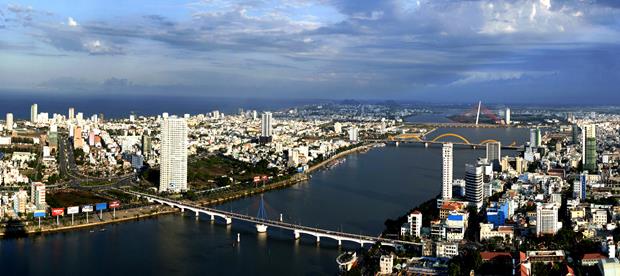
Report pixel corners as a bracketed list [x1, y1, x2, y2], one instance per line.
[316, 236, 320, 244]
[210, 214, 215, 221]
[424, 142, 428, 148]
[225, 217, 232, 225]
[338, 240, 342, 247]
[294, 230, 300, 240]
[181, 208, 184, 213]
[256, 224, 268, 233]
[195, 211, 199, 220]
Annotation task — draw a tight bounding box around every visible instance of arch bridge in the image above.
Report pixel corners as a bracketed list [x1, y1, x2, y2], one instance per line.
[388, 133, 519, 149]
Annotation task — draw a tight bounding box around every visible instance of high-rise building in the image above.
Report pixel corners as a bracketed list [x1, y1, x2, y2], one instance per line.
[505, 108, 511, 125]
[582, 124, 597, 172]
[574, 172, 587, 201]
[334, 122, 342, 134]
[142, 134, 152, 158]
[536, 203, 560, 236]
[465, 163, 484, 210]
[5, 113, 13, 131]
[261, 112, 273, 138]
[486, 142, 501, 170]
[571, 124, 579, 145]
[442, 143, 453, 200]
[348, 127, 359, 142]
[408, 211, 423, 238]
[159, 116, 188, 193]
[68, 107, 75, 120]
[529, 128, 541, 148]
[30, 103, 38, 123]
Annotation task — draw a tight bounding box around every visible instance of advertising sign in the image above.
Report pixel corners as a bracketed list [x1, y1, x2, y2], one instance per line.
[82, 205, 94, 212]
[33, 210, 46, 218]
[109, 201, 120, 208]
[95, 203, 107, 211]
[67, 206, 79, 215]
[253, 176, 260, 182]
[51, 208, 64, 216]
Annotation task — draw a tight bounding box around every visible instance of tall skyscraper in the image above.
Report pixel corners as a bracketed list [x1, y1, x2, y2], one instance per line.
[159, 116, 188, 193]
[68, 107, 75, 120]
[5, 113, 13, 131]
[30, 103, 38, 123]
[505, 108, 511, 125]
[536, 203, 560, 236]
[348, 127, 359, 142]
[572, 124, 579, 145]
[465, 163, 483, 209]
[261, 112, 273, 138]
[529, 128, 541, 148]
[582, 124, 597, 172]
[442, 143, 453, 200]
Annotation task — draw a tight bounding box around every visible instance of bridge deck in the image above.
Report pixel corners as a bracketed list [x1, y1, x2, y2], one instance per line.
[126, 190, 421, 247]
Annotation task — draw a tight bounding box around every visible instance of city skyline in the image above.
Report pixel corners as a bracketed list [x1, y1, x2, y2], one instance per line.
[1, 0, 620, 104]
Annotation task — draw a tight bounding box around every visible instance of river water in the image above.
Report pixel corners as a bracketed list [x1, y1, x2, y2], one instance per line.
[0, 128, 528, 275]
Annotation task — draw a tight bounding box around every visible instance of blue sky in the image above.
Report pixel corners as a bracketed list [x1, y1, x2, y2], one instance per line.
[1, 0, 619, 103]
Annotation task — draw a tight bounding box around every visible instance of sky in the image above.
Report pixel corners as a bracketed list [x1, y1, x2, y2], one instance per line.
[1, 0, 619, 104]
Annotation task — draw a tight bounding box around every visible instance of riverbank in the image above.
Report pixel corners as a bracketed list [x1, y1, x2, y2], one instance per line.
[0, 205, 179, 238]
[195, 143, 377, 206]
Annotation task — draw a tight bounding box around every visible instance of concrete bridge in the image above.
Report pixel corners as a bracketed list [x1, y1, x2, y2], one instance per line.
[125, 190, 422, 248]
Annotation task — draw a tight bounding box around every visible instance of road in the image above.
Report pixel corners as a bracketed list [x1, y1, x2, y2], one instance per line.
[56, 133, 136, 189]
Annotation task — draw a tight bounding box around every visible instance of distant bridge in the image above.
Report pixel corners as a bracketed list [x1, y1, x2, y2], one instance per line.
[124, 190, 422, 248]
[382, 133, 520, 149]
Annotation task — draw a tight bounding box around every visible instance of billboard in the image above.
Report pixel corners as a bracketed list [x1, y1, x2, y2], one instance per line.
[95, 203, 107, 211]
[253, 176, 260, 182]
[109, 201, 120, 208]
[67, 206, 80, 215]
[51, 208, 64, 216]
[82, 205, 94, 212]
[33, 210, 46, 218]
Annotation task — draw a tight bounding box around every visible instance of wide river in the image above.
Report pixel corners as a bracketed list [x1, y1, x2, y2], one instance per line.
[0, 128, 529, 275]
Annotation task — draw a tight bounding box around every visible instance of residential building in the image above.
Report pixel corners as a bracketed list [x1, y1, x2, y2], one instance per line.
[30, 103, 38, 123]
[442, 143, 453, 200]
[536, 203, 561, 236]
[159, 116, 188, 193]
[465, 163, 484, 209]
[5, 113, 13, 131]
[582, 124, 597, 172]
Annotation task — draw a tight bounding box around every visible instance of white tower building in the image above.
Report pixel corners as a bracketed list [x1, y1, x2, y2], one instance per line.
[30, 103, 38, 123]
[159, 116, 188, 193]
[5, 113, 13, 131]
[505, 108, 511, 125]
[442, 143, 453, 200]
[465, 163, 484, 210]
[261, 112, 273, 137]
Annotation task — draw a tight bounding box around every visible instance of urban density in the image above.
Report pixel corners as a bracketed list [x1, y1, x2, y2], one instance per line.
[1, 101, 620, 275]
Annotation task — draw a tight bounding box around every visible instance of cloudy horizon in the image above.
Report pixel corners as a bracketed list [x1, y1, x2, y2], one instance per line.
[1, 0, 619, 104]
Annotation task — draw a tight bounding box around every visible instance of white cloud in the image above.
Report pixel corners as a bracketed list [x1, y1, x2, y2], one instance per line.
[450, 71, 525, 86]
[67, 17, 78, 27]
[82, 39, 122, 55]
